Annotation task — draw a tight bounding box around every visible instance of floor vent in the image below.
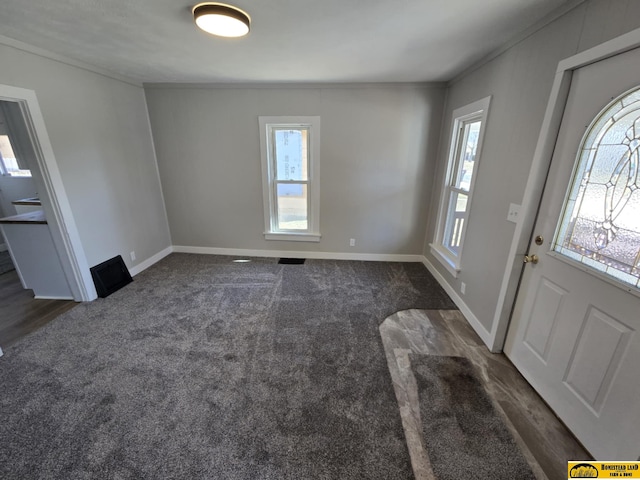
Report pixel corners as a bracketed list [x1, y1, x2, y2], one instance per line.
[278, 258, 306, 265]
[90, 255, 133, 298]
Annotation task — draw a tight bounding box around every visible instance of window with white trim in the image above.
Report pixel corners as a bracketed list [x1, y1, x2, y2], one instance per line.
[0, 100, 32, 177]
[259, 116, 320, 242]
[431, 97, 490, 276]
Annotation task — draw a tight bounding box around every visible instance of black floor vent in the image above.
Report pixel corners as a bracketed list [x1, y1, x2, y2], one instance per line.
[278, 258, 306, 265]
[90, 255, 133, 298]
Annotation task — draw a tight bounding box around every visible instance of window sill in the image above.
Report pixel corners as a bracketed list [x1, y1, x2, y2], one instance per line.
[429, 243, 460, 278]
[264, 232, 321, 242]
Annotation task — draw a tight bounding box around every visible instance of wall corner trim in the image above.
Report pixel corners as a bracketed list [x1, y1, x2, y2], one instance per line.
[421, 256, 497, 352]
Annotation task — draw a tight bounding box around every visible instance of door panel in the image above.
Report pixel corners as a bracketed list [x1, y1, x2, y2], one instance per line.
[564, 307, 633, 415]
[563, 306, 632, 414]
[522, 277, 567, 363]
[505, 46, 640, 460]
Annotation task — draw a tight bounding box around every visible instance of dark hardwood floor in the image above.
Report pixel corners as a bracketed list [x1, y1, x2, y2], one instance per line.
[0, 268, 76, 349]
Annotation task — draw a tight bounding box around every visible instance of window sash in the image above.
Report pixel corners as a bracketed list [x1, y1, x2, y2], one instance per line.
[449, 123, 468, 188]
[273, 180, 310, 232]
[270, 127, 309, 182]
[259, 116, 321, 241]
[449, 120, 481, 192]
[439, 113, 483, 261]
[442, 189, 469, 256]
[268, 126, 311, 233]
[431, 97, 490, 275]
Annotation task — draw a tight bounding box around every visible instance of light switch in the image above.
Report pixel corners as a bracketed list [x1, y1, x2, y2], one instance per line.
[507, 203, 521, 224]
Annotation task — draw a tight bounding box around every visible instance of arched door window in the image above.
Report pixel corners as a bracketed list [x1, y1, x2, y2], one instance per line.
[554, 87, 640, 290]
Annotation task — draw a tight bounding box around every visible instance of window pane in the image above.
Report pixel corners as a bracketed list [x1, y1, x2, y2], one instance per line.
[274, 128, 308, 181]
[554, 87, 640, 289]
[454, 121, 481, 191]
[0, 134, 30, 177]
[443, 191, 468, 255]
[277, 183, 308, 230]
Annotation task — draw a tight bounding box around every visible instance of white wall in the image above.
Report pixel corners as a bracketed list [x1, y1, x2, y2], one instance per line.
[0, 176, 37, 217]
[424, 0, 640, 336]
[0, 41, 171, 272]
[145, 84, 445, 256]
[0, 177, 37, 247]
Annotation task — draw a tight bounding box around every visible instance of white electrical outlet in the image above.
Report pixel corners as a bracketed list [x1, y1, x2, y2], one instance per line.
[460, 282, 466, 295]
[507, 203, 521, 224]
[130, 251, 136, 261]
[349, 238, 356, 247]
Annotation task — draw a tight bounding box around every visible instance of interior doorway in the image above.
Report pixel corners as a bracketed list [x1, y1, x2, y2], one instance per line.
[0, 84, 96, 302]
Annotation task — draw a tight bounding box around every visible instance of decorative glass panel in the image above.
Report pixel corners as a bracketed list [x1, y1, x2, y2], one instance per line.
[554, 86, 640, 290]
[274, 128, 308, 181]
[276, 183, 308, 230]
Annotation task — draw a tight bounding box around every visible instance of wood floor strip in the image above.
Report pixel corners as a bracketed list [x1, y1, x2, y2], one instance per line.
[0, 270, 76, 349]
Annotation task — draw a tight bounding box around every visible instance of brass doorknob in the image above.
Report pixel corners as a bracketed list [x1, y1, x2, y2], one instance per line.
[524, 254, 539, 264]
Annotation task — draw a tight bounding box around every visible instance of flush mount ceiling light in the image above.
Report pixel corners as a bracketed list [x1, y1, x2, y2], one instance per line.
[193, 3, 251, 38]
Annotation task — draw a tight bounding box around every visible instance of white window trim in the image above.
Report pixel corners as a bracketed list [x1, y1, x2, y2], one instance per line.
[259, 116, 321, 242]
[429, 243, 460, 277]
[430, 96, 491, 277]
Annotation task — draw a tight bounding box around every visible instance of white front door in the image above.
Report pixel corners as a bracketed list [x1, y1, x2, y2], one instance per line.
[504, 46, 640, 460]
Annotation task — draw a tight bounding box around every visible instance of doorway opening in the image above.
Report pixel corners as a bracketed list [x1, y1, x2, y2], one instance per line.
[0, 84, 96, 302]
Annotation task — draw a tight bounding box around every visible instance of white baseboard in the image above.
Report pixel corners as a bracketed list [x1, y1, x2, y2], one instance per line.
[34, 295, 75, 300]
[129, 246, 173, 277]
[421, 256, 495, 350]
[0, 243, 7, 252]
[172, 245, 424, 263]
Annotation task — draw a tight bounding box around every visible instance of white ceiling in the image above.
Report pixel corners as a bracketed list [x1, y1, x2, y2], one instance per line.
[0, 0, 577, 84]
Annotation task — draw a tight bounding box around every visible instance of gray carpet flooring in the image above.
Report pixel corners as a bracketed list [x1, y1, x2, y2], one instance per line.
[0, 250, 15, 275]
[411, 355, 536, 480]
[0, 254, 456, 479]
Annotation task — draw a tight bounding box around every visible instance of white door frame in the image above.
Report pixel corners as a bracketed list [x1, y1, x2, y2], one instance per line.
[0, 84, 96, 301]
[489, 27, 640, 352]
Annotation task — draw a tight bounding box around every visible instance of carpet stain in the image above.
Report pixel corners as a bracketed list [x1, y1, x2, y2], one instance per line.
[411, 355, 536, 480]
